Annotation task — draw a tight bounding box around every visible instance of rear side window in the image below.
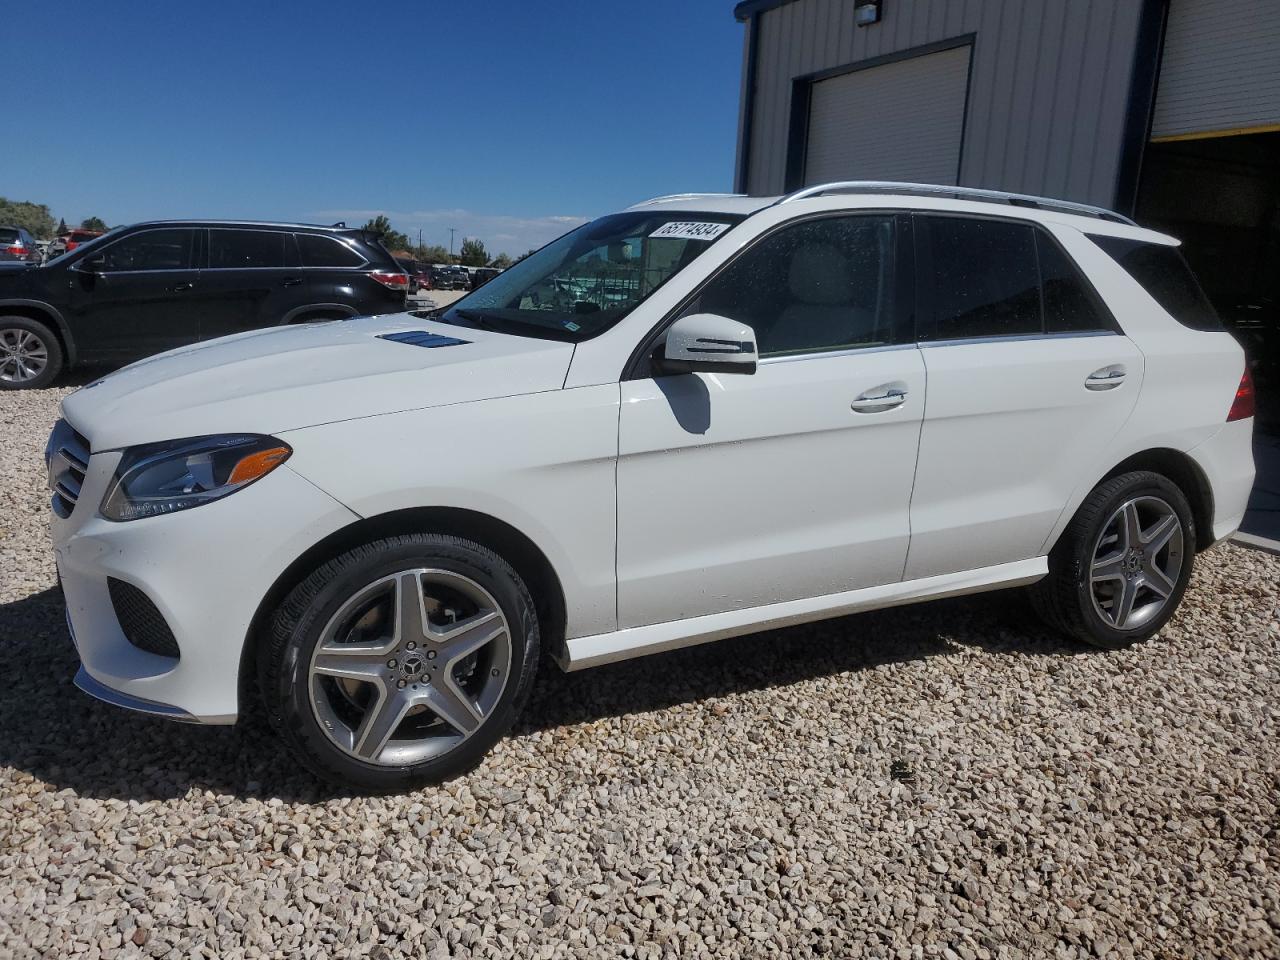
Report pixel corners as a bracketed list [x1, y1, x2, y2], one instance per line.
[1036, 232, 1109, 333]
[1089, 235, 1221, 331]
[923, 218, 1041, 339]
[0, 229, 18, 243]
[209, 230, 287, 269]
[921, 216, 1115, 340]
[297, 233, 366, 267]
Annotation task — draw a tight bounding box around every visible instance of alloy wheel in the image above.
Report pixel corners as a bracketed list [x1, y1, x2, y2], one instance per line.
[307, 568, 513, 765]
[1088, 495, 1184, 631]
[0, 328, 49, 383]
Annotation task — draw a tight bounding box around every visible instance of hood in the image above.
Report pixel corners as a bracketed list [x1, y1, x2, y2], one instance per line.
[61, 314, 575, 450]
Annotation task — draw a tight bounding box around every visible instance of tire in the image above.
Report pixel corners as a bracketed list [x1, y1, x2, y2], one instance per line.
[259, 534, 540, 791]
[0, 316, 63, 389]
[1031, 471, 1196, 649]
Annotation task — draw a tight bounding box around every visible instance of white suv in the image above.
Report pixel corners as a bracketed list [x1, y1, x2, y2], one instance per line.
[48, 182, 1256, 791]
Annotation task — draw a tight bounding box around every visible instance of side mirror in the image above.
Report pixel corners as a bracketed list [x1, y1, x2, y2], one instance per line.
[658, 313, 758, 376]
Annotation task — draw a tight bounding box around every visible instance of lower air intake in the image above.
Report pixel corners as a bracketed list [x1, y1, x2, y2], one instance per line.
[108, 578, 180, 660]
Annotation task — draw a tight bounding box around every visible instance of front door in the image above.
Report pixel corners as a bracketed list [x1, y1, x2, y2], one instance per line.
[616, 212, 925, 628]
[67, 227, 200, 361]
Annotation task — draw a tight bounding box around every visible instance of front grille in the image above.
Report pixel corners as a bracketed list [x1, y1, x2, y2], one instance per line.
[108, 578, 181, 660]
[46, 419, 91, 518]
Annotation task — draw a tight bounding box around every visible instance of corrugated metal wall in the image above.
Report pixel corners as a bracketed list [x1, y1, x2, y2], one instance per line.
[739, 0, 1145, 206]
[1152, 0, 1280, 140]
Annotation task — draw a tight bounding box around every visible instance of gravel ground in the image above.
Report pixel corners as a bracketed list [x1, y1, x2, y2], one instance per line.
[2, 383, 1278, 959]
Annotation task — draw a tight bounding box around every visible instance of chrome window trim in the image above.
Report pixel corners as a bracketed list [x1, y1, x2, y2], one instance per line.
[759, 342, 917, 364]
[919, 330, 1119, 348]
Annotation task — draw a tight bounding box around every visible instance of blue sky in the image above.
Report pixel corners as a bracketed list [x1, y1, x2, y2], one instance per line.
[4, 1, 745, 255]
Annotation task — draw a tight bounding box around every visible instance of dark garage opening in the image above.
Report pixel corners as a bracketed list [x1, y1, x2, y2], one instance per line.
[1136, 132, 1280, 432]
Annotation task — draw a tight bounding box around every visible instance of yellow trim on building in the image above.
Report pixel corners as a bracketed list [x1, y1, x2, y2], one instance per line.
[1152, 122, 1280, 144]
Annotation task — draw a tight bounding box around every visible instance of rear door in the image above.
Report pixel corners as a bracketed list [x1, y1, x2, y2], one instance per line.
[196, 228, 303, 340]
[617, 212, 926, 627]
[904, 214, 1145, 580]
[65, 227, 201, 360]
[296, 231, 379, 313]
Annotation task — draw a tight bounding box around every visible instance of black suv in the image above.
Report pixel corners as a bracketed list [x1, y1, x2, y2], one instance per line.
[0, 220, 408, 389]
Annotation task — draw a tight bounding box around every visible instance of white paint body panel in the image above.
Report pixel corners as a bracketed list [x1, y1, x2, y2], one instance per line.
[617, 348, 924, 627]
[47, 190, 1256, 724]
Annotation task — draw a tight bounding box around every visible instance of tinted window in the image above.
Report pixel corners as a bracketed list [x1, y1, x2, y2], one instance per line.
[209, 229, 287, 269]
[1090, 235, 1221, 331]
[1036, 232, 1111, 333]
[0, 229, 18, 243]
[297, 233, 365, 267]
[925, 218, 1039, 340]
[685, 215, 897, 357]
[97, 229, 193, 272]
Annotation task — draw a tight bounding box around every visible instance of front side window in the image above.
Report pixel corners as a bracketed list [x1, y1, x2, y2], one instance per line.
[209, 229, 287, 269]
[436, 212, 743, 341]
[95, 229, 193, 272]
[679, 214, 898, 357]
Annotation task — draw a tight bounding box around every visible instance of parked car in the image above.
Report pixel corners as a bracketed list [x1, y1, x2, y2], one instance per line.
[0, 226, 40, 262]
[0, 220, 409, 388]
[432, 265, 470, 290]
[47, 229, 106, 261]
[48, 183, 1254, 791]
[470, 266, 500, 289]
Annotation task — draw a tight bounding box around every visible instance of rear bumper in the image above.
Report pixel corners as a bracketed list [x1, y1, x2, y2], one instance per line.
[1187, 418, 1256, 545]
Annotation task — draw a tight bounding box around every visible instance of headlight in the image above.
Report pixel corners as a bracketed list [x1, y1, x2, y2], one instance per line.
[101, 434, 292, 522]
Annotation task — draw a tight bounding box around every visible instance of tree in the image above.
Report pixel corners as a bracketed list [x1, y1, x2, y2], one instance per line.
[458, 237, 488, 267]
[80, 216, 108, 232]
[57, 218, 68, 235]
[514, 248, 539, 263]
[489, 252, 514, 270]
[413, 242, 451, 264]
[360, 215, 410, 253]
[0, 198, 57, 239]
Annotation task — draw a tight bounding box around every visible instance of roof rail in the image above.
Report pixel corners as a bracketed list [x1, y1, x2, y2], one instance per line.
[776, 181, 1137, 225]
[633, 192, 748, 206]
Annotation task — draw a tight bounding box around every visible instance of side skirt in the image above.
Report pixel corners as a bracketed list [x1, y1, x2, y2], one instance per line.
[558, 557, 1048, 671]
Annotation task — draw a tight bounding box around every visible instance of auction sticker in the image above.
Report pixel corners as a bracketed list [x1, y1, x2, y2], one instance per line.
[649, 221, 732, 241]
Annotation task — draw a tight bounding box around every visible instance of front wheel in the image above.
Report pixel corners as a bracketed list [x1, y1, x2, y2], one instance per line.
[260, 534, 540, 791]
[0, 316, 63, 389]
[1031, 471, 1195, 649]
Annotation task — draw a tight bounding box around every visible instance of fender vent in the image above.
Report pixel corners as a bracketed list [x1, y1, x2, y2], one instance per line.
[108, 578, 180, 660]
[377, 331, 470, 348]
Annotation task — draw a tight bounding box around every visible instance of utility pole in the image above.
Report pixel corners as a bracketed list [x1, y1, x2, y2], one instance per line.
[449, 228, 457, 257]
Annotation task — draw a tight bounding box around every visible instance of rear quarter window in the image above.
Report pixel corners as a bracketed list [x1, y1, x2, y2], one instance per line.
[297, 233, 366, 268]
[1089, 235, 1222, 331]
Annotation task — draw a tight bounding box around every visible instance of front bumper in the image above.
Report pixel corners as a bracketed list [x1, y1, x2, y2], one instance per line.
[53, 447, 358, 724]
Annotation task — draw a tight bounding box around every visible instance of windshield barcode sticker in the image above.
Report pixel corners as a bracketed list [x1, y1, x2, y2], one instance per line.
[649, 221, 731, 241]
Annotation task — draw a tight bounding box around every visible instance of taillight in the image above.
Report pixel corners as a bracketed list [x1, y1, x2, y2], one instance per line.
[1227, 366, 1256, 422]
[369, 270, 410, 291]
[6, 245, 26, 255]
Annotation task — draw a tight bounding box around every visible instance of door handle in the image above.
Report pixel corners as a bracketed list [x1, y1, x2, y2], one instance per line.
[850, 387, 908, 412]
[282, 277, 304, 287]
[169, 282, 193, 293]
[1085, 364, 1127, 391]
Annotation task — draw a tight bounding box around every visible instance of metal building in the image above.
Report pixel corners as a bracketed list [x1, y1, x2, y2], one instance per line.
[732, 0, 1279, 408]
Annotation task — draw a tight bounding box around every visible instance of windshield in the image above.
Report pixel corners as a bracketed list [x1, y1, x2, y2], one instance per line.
[46, 226, 126, 266]
[435, 211, 743, 341]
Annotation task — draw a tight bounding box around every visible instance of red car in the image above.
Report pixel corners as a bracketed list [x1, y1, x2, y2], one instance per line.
[48, 229, 105, 259]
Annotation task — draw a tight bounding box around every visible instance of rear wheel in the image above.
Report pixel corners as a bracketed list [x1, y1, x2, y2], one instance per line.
[0, 316, 63, 389]
[1031, 471, 1195, 649]
[260, 534, 540, 791]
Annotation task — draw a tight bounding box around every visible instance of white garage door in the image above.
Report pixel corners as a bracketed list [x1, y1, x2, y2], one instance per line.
[1152, 0, 1280, 140]
[804, 45, 971, 187]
